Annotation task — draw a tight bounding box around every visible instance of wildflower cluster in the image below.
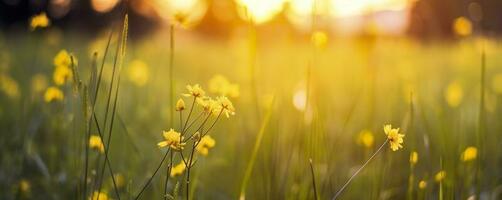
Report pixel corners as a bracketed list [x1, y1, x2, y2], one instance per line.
[53, 50, 76, 86]
[155, 81, 235, 199]
[44, 50, 77, 103]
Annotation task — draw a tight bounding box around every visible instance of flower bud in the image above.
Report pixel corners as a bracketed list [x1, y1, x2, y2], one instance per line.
[176, 98, 185, 111]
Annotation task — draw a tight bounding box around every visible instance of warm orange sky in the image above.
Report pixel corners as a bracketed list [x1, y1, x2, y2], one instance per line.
[90, 0, 414, 34]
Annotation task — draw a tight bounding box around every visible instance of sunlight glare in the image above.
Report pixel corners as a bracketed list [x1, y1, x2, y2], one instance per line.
[293, 89, 307, 111]
[155, 0, 208, 27]
[330, 0, 409, 18]
[235, 0, 286, 24]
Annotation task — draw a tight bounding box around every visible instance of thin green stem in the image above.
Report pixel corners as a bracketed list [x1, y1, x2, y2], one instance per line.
[182, 112, 204, 135]
[239, 98, 274, 199]
[182, 97, 196, 134]
[164, 151, 174, 200]
[82, 56, 97, 199]
[180, 111, 183, 132]
[134, 148, 171, 200]
[96, 14, 128, 199]
[184, 111, 222, 200]
[201, 111, 223, 137]
[183, 112, 214, 143]
[332, 139, 389, 200]
[309, 158, 318, 200]
[186, 142, 197, 200]
[97, 73, 122, 200]
[93, 30, 114, 105]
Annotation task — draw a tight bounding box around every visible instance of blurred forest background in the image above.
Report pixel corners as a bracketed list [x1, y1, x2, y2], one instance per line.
[1, 0, 502, 39]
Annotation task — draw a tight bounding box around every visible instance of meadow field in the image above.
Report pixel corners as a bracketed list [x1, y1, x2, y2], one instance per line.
[2, 3, 502, 200]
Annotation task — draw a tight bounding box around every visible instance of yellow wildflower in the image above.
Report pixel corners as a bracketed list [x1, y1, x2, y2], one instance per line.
[184, 84, 205, 98]
[197, 97, 218, 113]
[31, 74, 48, 93]
[196, 135, 216, 156]
[53, 49, 76, 68]
[418, 180, 427, 190]
[217, 96, 235, 118]
[53, 65, 72, 85]
[127, 60, 149, 87]
[160, 0, 208, 28]
[435, 170, 446, 182]
[384, 124, 404, 151]
[453, 16, 472, 37]
[0, 74, 20, 99]
[311, 31, 328, 49]
[171, 12, 190, 28]
[170, 162, 186, 177]
[89, 191, 109, 200]
[357, 129, 374, 148]
[89, 135, 105, 153]
[30, 12, 50, 30]
[410, 151, 418, 165]
[445, 81, 463, 107]
[461, 146, 477, 162]
[44, 87, 64, 102]
[158, 129, 185, 150]
[19, 179, 30, 193]
[176, 98, 185, 111]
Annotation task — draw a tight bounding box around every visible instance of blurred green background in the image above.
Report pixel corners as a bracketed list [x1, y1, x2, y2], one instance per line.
[1, 0, 502, 200]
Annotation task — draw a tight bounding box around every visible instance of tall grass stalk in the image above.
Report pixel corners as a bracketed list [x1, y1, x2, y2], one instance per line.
[96, 13, 128, 200]
[88, 30, 115, 195]
[309, 158, 318, 200]
[239, 96, 275, 200]
[332, 139, 389, 200]
[101, 63, 123, 199]
[70, 49, 120, 199]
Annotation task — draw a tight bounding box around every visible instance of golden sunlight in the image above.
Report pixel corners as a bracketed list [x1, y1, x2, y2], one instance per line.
[285, 0, 331, 30]
[235, 0, 286, 24]
[155, 0, 208, 27]
[330, 0, 410, 18]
